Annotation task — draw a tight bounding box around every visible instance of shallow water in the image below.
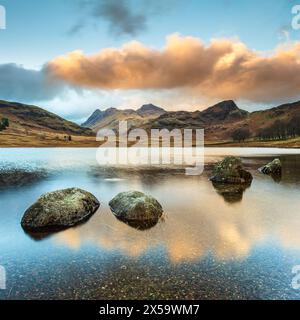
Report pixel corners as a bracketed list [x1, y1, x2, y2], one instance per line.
[1, 148, 300, 300]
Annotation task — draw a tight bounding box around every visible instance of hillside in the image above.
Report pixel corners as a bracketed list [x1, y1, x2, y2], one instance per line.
[0, 100, 96, 147]
[0, 100, 94, 136]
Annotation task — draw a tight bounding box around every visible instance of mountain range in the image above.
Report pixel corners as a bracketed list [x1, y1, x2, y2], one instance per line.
[81, 104, 166, 132]
[1, 98, 300, 146]
[82, 100, 300, 141]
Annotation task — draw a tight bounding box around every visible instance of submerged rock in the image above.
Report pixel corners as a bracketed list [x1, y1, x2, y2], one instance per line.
[210, 156, 253, 184]
[259, 158, 282, 175]
[21, 188, 100, 232]
[109, 191, 163, 227]
[212, 182, 250, 203]
[0, 169, 47, 188]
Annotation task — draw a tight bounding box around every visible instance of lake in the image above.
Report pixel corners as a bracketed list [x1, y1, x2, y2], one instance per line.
[1, 147, 300, 299]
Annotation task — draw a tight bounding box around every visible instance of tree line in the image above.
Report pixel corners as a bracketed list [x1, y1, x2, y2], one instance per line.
[231, 117, 300, 142]
[257, 118, 300, 141]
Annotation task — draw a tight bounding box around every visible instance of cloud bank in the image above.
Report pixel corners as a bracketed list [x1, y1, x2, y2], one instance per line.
[47, 34, 300, 103]
[0, 63, 65, 102]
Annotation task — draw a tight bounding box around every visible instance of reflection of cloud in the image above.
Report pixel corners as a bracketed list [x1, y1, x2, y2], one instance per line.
[54, 179, 300, 263]
[48, 34, 300, 103]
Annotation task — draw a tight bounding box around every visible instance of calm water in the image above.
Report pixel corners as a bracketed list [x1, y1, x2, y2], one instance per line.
[1, 148, 300, 300]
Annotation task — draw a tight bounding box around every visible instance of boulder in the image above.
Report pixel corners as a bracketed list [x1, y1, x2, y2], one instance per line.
[210, 156, 253, 184]
[21, 188, 100, 231]
[259, 158, 282, 175]
[109, 191, 163, 224]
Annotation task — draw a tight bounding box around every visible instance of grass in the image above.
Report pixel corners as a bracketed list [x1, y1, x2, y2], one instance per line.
[2, 127, 300, 148]
[0, 130, 99, 147]
[206, 137, 300, 148]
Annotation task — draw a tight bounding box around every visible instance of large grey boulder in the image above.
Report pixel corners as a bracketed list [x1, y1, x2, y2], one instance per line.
[21, 188, 100, 231]
[109, 191, 163, 225]
[210, 156, 253, 184]
[259, 158, 282, 175]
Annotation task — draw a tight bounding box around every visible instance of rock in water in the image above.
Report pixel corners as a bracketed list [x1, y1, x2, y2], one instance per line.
[0, 169, 47, 188]
[210, 156, 253, 184]
[259, 158, 282, 175]
[109, 191, 163, 224]
[21, 188, 100, 231]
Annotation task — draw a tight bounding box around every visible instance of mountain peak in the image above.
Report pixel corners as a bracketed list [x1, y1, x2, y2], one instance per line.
[200, 100, 248, 122]
[137, 104, 166, 117]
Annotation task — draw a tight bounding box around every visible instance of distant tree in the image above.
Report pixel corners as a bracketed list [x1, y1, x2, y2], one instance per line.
[0, 118, 9, 131]
[1, 118, 9, 128]
[68, 135, 72, 141]
[231, 128, 251, 142]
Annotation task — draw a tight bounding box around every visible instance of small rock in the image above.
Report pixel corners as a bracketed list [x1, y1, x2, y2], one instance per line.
[109, 191, 163, 224]
[210, 156, 253, 184]
[259, 158, 282, 175]
[21, 188, 100, 231]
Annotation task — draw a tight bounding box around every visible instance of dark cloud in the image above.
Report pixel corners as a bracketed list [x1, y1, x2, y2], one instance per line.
[94, 0, 146, 36]
[0, 63, 65, 102]
[69, 0, 169, 37]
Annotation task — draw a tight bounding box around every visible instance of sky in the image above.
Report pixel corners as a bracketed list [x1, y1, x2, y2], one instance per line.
[0, 0, 300, 123]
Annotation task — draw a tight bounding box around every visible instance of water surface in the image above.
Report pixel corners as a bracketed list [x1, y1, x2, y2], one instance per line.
[1, 148, 300, 299]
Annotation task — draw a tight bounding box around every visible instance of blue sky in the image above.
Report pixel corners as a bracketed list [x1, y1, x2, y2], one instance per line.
[0, 0, 300, 122]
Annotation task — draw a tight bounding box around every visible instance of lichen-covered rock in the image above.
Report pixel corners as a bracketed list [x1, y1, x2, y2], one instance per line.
[259, 158, 282, 175]
[210, 156, 253, 184]
[109, 191, 163, 222]
[21, 188, 100, 231]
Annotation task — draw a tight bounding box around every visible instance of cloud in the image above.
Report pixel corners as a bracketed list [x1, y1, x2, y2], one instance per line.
[47, 34, 300, 104]
[94, 0, 146, 36]
[70, 0, 148, 36]
[0, 63, 65, 102]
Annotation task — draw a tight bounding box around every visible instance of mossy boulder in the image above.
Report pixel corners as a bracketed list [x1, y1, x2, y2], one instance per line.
[259, 158, 282, 175]
[109, 191, 163, 223]
[21, 188, 100, 231]
[210, 156, 253, 184]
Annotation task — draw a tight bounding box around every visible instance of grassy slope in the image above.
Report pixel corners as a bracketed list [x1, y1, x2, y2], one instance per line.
[0, 100, 98, 147]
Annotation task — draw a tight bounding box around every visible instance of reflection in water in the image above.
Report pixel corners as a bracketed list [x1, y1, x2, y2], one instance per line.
[114, 215, 162, 230]
[212, 181, 251, 203]
[53, 175, 300, 263]
[269, 172, 282, 183]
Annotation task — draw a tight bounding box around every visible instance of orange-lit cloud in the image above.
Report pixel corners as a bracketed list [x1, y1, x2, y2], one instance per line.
[47, 34, 300, 103]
